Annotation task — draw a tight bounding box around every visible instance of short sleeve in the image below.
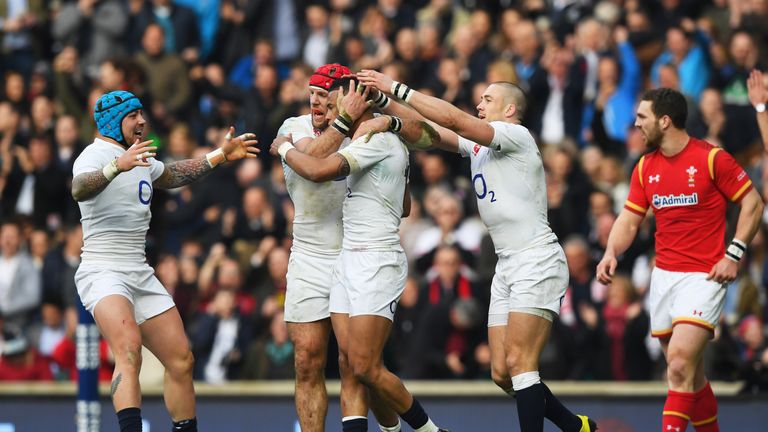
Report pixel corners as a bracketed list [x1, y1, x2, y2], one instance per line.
[73, 147, 107, 177]
[711, 148, 753, 202]
[337, 135, 389, 173]
[624, 157, 649, 216]
[278, 116, 313, 143]
[149, 158, 165, 181]
[457, 136, 474, 158]
[489, 121, 535, 153]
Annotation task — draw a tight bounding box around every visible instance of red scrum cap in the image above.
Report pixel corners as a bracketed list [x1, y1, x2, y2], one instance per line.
[309, 63, 352, 91]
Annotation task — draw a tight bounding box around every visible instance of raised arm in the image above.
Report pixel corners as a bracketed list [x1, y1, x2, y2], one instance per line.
[71, 139, 156, 202]
[357, 69, 495, 147]
[154, 127, 258, 189]
[747, 70, 768, 153]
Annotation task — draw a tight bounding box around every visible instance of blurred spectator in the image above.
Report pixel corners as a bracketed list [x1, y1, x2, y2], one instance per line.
[0, 220, 41, 328]
[651, 25, 709, 102]
[545, 147, 591, 239]
[736, 315, 768, 393]
[302, 4, 330, 69]
[191, 289, 253, 383]
[0, 329, 52, 381]
[528, 44, 585, 146]
[240, 310, 294, 380]
[156, 254, 198, 325]
[41, 224, 82, 309]
[49, 306, 114, 382]
[413, 194, 482, 272]
[386, 275, 426, 374]
[597, 274, 652, 380]
[420, 245, 482, 307]
[403, 298, 484, 379]
[228, 39, 275, 90]
[0, 0, 46, 78]
[586, 27, 641, 156]
[198, 249, 257, 316]
[52, 0, 129, 79]
[3, 134, 68, 230]
[130, 0, 200, 63]
[135, 23, 192, 132]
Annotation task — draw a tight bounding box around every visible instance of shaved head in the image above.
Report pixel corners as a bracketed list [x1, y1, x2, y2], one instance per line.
[490, 81, 526, 119]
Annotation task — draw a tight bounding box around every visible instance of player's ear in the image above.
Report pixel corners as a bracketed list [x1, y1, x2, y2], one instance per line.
[505, 103, 516, 119]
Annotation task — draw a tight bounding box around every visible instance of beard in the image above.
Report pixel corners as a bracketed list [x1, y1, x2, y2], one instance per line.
[643, 123, 663, 148]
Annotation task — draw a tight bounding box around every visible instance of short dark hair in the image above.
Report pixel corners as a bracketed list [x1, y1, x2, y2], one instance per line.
[329, 76, 358, 94]
[640, 88, 687, 129]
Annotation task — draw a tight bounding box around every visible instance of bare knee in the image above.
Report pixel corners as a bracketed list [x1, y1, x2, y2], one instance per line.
[293, 339, 327, 382]
[166, 348, 194, 380]
[350, 356, 380, 387]
[491, 368, 512, 391]
[505, 346, 528, 376]
[667, 354, 695, 388]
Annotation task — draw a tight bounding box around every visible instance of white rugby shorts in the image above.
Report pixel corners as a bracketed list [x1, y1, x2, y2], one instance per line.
[329, 249, 407, 321]
[488, 241, 568, 327]
[284, 250, 337, 323]
[75, 263, 175, 325]
[649, 267, 725, 338]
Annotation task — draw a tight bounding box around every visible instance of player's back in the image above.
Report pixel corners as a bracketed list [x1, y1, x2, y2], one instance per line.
[73, 138, 164, 265]
[459, 121, 557, 255]
[279, 115, 347, 256]
[339, 132, 408, 251]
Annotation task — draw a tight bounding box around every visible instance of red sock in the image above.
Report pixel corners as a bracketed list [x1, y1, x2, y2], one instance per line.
[691, 382, 719, 432]
[662, 389, 696, 432]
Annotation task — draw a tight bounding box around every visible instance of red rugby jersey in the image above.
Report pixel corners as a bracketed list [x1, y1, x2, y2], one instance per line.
[624, 138, 753, 273]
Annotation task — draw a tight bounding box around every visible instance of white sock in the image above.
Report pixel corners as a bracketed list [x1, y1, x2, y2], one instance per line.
[414, 419, 439, 432]
[379, 419, 401, 432]
[342, 415, 368, 422]
[511, 370, 541, 391]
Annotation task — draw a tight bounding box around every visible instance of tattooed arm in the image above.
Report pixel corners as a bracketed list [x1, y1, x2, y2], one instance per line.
[153, 157, 213, 189]
[283, 150, 351, 183]
[71, 170, 113, 201]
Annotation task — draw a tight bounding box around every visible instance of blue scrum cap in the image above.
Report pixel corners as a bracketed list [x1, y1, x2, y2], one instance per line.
[93, 90, 143, 144]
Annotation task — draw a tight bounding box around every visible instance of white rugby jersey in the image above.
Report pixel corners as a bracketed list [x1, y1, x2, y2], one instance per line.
[338, 132, 408, 251]
[279, 115, 349, 256]
[457, 121, 557, 255]
[73, 138, 165, 265]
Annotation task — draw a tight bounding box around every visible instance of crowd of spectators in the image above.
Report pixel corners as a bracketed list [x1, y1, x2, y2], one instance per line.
[1, 0, 768, 392]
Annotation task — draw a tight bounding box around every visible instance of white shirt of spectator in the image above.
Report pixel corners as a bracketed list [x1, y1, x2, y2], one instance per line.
[0, 255, 20, 312]
[279, 115, 349, 257]
[203, 317, 239, 384]
[457, 121, 558, 255]
[337, 132, 408, 251]
[73, 138, 165, 265]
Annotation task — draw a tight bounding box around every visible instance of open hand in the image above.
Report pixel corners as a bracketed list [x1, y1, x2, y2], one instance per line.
[357, 69, 395, 96]
[116, 139, 156, 172]
[339, 80, 373, 122]
[747, 70, 768, 107]
[220, 126, 259, 161]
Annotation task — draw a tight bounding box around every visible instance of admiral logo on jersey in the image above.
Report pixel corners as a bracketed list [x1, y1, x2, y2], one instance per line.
[652, 193, 698, 209]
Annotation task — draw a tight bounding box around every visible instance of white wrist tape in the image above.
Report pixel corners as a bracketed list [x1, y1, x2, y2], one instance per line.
[205, 148, 227, 168]
[725, 239, 747, 262]
[390, 81, 414, 103]
[277, 141, 295, 159]
[102, 159, 120, 181]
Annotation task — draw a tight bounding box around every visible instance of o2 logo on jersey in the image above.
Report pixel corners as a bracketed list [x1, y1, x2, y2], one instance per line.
[473, 173, 497, 202]
[138, 180, 153, 205]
